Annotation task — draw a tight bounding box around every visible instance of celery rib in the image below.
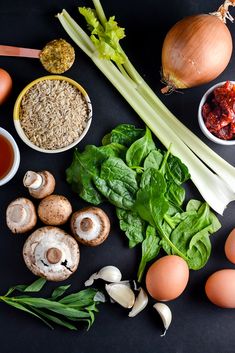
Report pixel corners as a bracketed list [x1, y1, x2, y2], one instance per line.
[57, 8, 235, 215]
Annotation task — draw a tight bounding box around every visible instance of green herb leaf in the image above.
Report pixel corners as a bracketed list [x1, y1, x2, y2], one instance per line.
[116, 208, 145, 248]
[51, 285, 71, 300]
[102, 124, 145, 147]
[143, 149, 163, 170]
[1, 298, 53, 329]
[94, 157, 138, 209]
[137, 226, 161, 282]
[59, 288, 98, 306]
[126, 127, 155, 169]
[32, 308, 77, 330]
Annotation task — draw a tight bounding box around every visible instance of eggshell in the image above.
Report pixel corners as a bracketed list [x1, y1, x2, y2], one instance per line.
[225, 229, 235, 264]
[205, 269, 235, 308]
[145, 255, 189, 301]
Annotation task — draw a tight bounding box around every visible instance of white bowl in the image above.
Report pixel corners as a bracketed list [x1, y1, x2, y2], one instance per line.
[198, 81, 235, 145]
[0, 128, 20, 186]
[13, 75, 92, 153]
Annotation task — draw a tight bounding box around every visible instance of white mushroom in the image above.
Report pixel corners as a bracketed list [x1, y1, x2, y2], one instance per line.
[23, 226, 80, 281]
[38, 195, 72, 225]
[23, 170, 55, 199]
[70, 207, 110, 246]
[6, 197, 37, 234]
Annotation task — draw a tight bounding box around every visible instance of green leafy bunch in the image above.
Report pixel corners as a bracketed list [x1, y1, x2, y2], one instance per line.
[0, 278, 104, 330]
[66, 124, 221, 281]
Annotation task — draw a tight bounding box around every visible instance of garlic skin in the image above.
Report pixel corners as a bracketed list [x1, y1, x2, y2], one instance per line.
[153, 303, 172, 337]
[85, 265, 122, 286]
[128, 288, 148, 317]
[105, 283, 135, 308]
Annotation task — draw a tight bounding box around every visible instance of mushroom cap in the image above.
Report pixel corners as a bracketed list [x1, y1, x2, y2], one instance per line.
[6, 197, 37, 234]
[38, 195, 72, 225]
[70, 207, 110, 246]
[23, 226, 80, 281]
[25, 171, 55, 199]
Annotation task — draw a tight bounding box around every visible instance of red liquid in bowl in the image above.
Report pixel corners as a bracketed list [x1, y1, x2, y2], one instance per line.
[0, 134, 14, 179]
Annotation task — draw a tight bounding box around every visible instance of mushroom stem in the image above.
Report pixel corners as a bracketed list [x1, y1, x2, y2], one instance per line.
[23, 171, 43, 190]
[80, 217, 93, 232]
[46, 247, 63, 264]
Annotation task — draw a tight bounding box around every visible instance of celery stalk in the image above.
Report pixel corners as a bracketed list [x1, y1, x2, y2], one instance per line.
[57, 8, 235, 215]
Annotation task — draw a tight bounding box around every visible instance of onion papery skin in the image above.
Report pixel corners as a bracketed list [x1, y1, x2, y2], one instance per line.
[161, 14, 233, 90]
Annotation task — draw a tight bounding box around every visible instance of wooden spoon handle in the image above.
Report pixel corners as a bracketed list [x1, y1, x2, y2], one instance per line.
[0, 45, 41, 58]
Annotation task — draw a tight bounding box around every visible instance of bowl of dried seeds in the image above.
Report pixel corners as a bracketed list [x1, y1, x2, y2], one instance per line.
[13, 75, 92, 153]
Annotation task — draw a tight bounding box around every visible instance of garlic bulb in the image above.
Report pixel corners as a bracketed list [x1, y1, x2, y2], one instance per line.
[105, 283, 135, 308]
[85, 265, 122, 286]
[153, 303, 172, 337]
[128, 288, 148, 317]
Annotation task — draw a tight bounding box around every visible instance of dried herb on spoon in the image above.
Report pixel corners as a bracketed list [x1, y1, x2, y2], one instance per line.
[0, 278, 105, 330]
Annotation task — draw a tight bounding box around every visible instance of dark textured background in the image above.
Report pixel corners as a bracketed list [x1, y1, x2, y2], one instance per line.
[0, 1, 235, 352]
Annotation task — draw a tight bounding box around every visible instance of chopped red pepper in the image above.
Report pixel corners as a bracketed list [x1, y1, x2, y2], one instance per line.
[202, 81, 235, 140]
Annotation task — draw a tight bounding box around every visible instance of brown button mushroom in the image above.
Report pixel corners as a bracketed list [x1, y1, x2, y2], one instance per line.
[23, 170, 55, 199]
[38, 195, 72, 225]
[23, 226, 80, 281]
[6, 197, 37, 234]
[70, 207, 110, 246]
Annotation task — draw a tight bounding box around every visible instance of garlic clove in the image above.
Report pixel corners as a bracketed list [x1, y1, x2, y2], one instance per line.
[94, 291, 106, 303]
[84, 265, 122, 286]
[128, 288, 148, 317]
[153, 302, 172, 337]
[105, 283, 135, 308]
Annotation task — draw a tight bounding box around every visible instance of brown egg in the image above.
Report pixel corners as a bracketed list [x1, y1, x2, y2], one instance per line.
[145, 255, 189, 301]
[0, 68, 12, 104]
[205, 269, 235, 308]
[225, 229, 235, 264]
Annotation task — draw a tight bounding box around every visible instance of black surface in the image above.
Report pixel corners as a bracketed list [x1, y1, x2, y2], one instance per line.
[0, 0, 235, 352]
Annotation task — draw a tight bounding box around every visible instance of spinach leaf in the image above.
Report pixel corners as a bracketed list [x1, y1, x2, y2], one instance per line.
[165, 154, 190, 185]
[137, 226, 161, 282]
[134, 169, 169, 227]
[143, 149, 163, 170]
[167, 203, 221, 269]
[102, 124, 144, 147]
[116, 208, 146, 248]
[126, 127, 155, 169]
[66, 144, 124, 204]
[94, 157, 138, 209]
[166, 182, 185, 206]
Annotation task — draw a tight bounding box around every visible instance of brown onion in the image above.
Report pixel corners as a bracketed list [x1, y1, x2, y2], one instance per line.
[161, 1, 235, 93]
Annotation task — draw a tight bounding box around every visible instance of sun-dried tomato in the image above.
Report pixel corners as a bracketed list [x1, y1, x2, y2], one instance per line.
[202, 81, 235, 140]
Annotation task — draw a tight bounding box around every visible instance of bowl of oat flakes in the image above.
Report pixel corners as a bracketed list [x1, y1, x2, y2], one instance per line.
[13, 75, 92, 153]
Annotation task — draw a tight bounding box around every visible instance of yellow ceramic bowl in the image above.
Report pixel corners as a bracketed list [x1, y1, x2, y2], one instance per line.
[13, 75, 92, 153]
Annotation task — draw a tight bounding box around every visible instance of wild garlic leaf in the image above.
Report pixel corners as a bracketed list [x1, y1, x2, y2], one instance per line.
[137, 226, 161, 282]
[116, 208, 145, 248]
[94, 157, 138, 209]
[126, 127, 155, 169]
[102, 124, 145, 147]
[59, 288, 98, 306]
[5, 278, 46, 296]
[2, 299, 54, 329]
[32, 308, 77, 330]
[51, 285, 71, 300]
